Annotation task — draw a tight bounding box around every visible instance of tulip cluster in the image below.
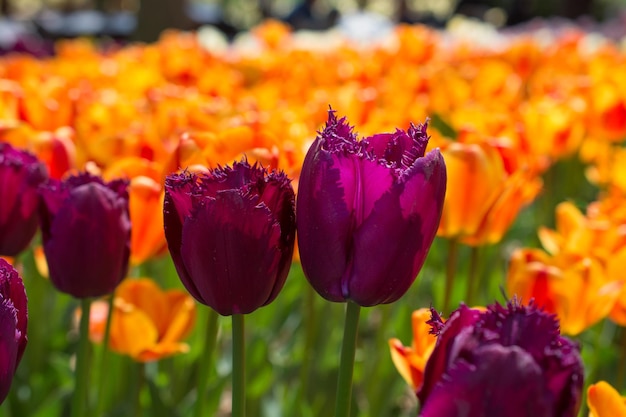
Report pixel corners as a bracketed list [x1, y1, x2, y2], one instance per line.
[2, 15, 626, 417]
[507, 194, 626, 335]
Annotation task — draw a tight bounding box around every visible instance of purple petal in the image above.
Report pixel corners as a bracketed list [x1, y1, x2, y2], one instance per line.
[0, 298, 18, 405]
[346, 149, 445, 305]
[180, 191, 283, 315]
[0, 144, 48, 256]
[297, 138, 353, 302]
[0, 260, 27, 366]
[420, 344, 552, 417]
[418, 305, 482, 403]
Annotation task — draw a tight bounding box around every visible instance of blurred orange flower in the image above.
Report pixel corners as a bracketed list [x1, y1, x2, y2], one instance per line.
[104, 158, 167, 266]
[588, 381, 626, 417]
[87, 278, 196, 362]
[437, 138, 541, 246]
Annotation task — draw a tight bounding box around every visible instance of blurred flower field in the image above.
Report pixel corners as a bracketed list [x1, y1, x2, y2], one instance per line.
[1, 17, 626, 416]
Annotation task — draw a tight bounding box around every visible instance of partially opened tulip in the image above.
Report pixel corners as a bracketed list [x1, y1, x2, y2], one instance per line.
[418, 300, 583, 417]
[296, 110, 445, 417]
[164, 160, 296, 315]
[39, 173, 131, 298]
[0, 143, 48, 257]
[164, 159, 296, 417]
[39, 172, 130, 417]
[0, 259, 28, 404]
[296, 109, 446, 306]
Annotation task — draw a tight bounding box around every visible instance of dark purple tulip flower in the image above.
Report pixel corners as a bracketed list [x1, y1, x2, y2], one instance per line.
[39, 173, 130, 298]
[418, 300, 584, 417]
[296, 110, 446, 306]
[164, 161, 296, 316]
[0, 143, 48, 257]
[0, 259, 28, 404]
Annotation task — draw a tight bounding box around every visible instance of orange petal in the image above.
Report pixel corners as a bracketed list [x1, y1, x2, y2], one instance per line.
[116, 279, 167, 330]
[160, 291, 196, 343]
[588, 381, 626, 417]
[109, 299, 159, 358]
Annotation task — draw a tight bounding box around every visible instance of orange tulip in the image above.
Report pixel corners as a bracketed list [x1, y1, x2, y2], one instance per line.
[588, 381, 626, 417]
[86, 278, 196, 362]
[389, 308, 438, 390]
[437, 139, 541, 245]
[104, 158, 167, 266]
[507, 248, 623, 335]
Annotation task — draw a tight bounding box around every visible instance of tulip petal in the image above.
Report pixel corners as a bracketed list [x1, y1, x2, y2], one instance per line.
[0, 260, 27, 365]
[180, 191, 282, 315]
[348, 150, 445, 305]
[588, 381, 626, 417]
[419, 305, 481, 403]
[296, 139, 353, 301]
[0, 298, 18, 405]
[164, 174, 203, 302]
[419, 345, 552, 417]
[116, 279, 167, 335]
[110, 300, 159, 358]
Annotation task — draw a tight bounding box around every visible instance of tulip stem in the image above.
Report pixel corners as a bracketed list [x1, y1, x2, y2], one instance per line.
[194, 308, 220, 417]
[298, 285, 317, 402]
[232, 314, 245, 417]
[443, 238, 459, 313]
[334, 301, 361, 417]
[465, 246, 481, 306]
[617, 327, 626, 390]
[71, 298, 93, 417]
[96, 291, 116, 416]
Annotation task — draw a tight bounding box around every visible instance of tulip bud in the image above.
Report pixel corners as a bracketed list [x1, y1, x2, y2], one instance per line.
[164, 160, 296, 316]
[296, 110, 446, 306]
[0, 259, 28, 404]
[0, 143, 48, 256]
[418, 300, 583, 417]
[39, 173, 131, 298]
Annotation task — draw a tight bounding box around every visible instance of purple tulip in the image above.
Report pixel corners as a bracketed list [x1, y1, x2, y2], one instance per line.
[418, 300, 583, 417]
[39, 173, 130, 298]
[164, 161, 296, 316]
[0, 259, 28, 404]
[296, 110, 446, 306]
[0, 143, 48, 257]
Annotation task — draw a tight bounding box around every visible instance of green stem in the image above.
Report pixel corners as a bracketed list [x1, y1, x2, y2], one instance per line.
[71, 298, 93, 417]
[133, 362, 145, 417]
[96, 291, 116, 416]
[617, 327, 626, 390]
[298, 285, 317, 402]
[465, 246, 481, 306]
[443, 238, 459, 314]
[194, 309, 220, 417]
[232, 314, 245, 417]
[334, 301, 361, 417]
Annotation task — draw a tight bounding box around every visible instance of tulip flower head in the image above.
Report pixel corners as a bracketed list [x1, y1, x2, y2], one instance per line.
[418, 300, 583, 417]
[296, 110, 446, 306]
[0, 259, 28, 404]
[84, 278, 196, 362]
[163, 160, 296, 316]
[39, 173, 131, 298]
[0, 143, 48, 256]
